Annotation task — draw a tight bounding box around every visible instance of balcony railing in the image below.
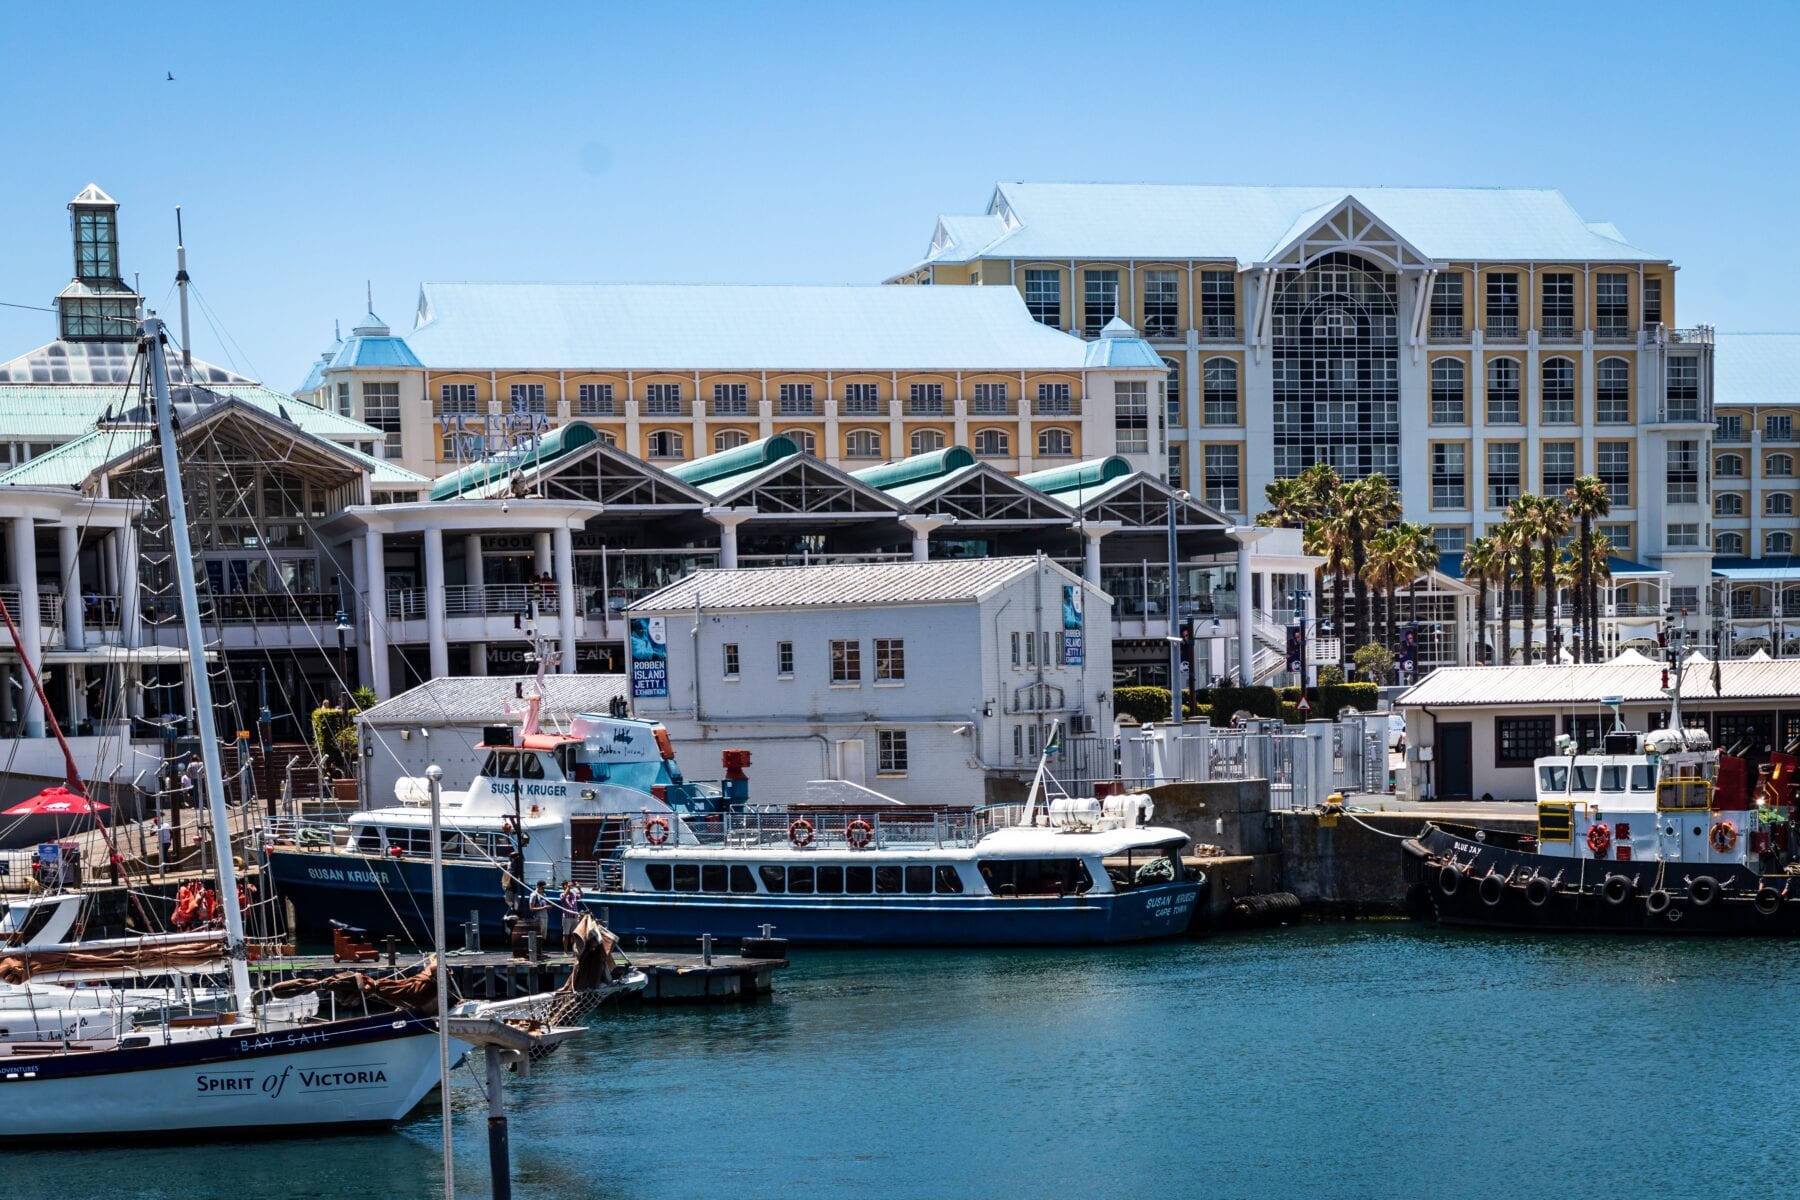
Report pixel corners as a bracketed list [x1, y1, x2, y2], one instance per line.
[388, 583, 563, 621]
[906, 399, 946, 416]
[1485, 318, 1521, 339]
[1540, 319, 1577, 340]
[709, 399, 751, 417]
[971, 401, 1015, 417]
[1033, 398, 1081, 416]
[1716, 428, 1748, 444]
[642, 401, 688, 417]
[1200, 318, 1238, 340]
[208, 592, 346, 625]
[1142, 310, 1181, 339]
[1428, 318, 1465, 340]
[1766, 429, 1795, 443]
[840, 399, 885, 416]
[1595, 319, 1633, 340]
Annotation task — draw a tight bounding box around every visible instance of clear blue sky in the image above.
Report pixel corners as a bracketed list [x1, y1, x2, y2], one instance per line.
[1, 0, 1794, 387]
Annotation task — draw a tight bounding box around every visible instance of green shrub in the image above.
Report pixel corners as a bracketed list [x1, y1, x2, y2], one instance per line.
[351, 686, 378, 711]
[1316, 663, 1345, 686]
[1278, 701, 1306, 724]
[1203, 685, 1283, 721]
[1114, 686, 1174, 725]
[1353, 644, 1396, 684]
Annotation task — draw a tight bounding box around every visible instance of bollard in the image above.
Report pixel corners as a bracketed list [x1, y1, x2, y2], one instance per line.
[485, 1045, 512, 1200]
[468, 908, 482, 954]
[385, 935, 397, 967]
[526, 928, 539, 963]
[699, 933, 713, 966]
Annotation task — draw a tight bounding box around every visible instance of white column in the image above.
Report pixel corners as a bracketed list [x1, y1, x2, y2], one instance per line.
[58, 524, 84, 652]
[898, 514, 952, 562]
[1230, 526, 1270, 686]
[10, 518, 42, 737]
[465, 533, 487, 674]
[1080, 522, 1121, 587]
[351, 535, 372, 690]
[364, 530, 390, 698]
[424, 527, 449, 681]
[705, 508, 756, 570]
[533, 532, 552, 575]
[553, 526, 577, 674]
[118, 522, 143, 650]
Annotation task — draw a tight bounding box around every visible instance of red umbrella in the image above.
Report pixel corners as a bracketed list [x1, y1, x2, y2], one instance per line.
[3, 786, 108, 816]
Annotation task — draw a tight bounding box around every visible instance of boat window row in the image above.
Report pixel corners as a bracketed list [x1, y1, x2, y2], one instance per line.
[978, 858, 1094, 896]
[479, 750, 547, 780]
[354, 827, 507, 858]
[1538, 763, 1658, 794]
[641, 862, 966, 895]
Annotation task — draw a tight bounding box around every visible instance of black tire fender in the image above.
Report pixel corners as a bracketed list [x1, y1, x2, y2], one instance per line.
[1755, 886, 1781, 916]
[1478, 874, 1504, 907]
[1645, 888, 1672, 915]
[1601, 874, 1635, 906]
[1690, 876, 1721, 908]
[1524, 876, 1553, 907]
[1437, 864, 1463, 897]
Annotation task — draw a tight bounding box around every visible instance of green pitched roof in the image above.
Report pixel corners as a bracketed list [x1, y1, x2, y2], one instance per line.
[665, 435, 797, 487]
[850, 446, 976, 491]
[1017, 456, 1131, 496]
[429, 421, 598, 500]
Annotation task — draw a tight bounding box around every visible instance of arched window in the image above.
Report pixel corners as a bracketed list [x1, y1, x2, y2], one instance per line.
[1430, 358, 1465, 424]
[1717, 453, 1744, 478]
[1037, 428, 1073, 457]
[974, 428, 1010, 458]
[712, 430, 750, 452]
[909, 429, 946, 456]
[646, 430, 684, 459]
[596, 430, 617, 447]
[1162, 357, 1182, 427]
[1769, 532, 1794, 555]
[1716, 531, 1744, 555]
[1768, 493, 1794, 516]
[1540, 357, 1575, 424]
[845, 429, 882, 459]
[782, 429, 816, 455]
[1715, 493, 1744, 516]
[1486, 358, 1521, 424]
[1202, 357, 1238, 425]
[1767, 453, 1794, 478]
[1596, 358, 1631, 423]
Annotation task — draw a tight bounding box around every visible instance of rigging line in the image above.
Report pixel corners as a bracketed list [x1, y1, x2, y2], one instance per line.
[187, 283, 259, 383]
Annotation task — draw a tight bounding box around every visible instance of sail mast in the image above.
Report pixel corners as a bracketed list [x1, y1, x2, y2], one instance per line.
[142, 314, 253, 1016]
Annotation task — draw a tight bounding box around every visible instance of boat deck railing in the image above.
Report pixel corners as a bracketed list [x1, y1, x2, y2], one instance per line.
[633, 805, 1027, 852]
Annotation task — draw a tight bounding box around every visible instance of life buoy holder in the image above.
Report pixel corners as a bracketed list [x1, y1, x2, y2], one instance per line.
[845, 819, 874, 850]
[644, 817, 671, 846]
[1586, 823, 1612, 857]
[1709, 821, 1738, 854]
[789, 819, 815, 849]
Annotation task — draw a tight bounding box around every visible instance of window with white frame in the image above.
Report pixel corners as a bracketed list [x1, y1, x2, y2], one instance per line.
[1024, 270, 1061, 326]
[1666, 358, 1701, 421]
[1667, 441, 1701, 504]
[711, 382, 749, 415]
[1038, 427, 1073, 457]
[1715, 493, 1744, 516]
[1717, 414, 1743, 442]
[1770, 532, 1795, 555]
[713, 430, 750, 452]
[336, 382, 352, 417]
[974, 428, 1010, 458]
[1433, 526, 1468, 554]
[845, 428, 882, 458]
[776, 641, 794, 675]
[1716, 531, 1744, 555]
[1114, 381, 1149, 453]
[1541, 273, 1575, 337]
[782, 429, 816, 455]
[1595, 273, 1630, 336]
[1083, 270, 1119, 336]
[722, 643, 739, 678]
[877, 729, 909, 774]
[909, 429, 945, 456]
[829, 639, 861, 683]
[1769, 493, 1794, 516]
[1432, 443, 1466, 508]
[362, 382, 401, 455]
[1430, 359, 1465, 424]
[1670, 586, 1699, 612]
[1717, 453, 1744, 478]
[1643, 278, 1663, 328]
[1162, 358, 1181, 426]
[1035, 382, 1073, 415]
[1486, 442, 1521, 508]
[1486, 359, 1521, 424]
[1769, 414, 1794, 441]
[1429, 275, 1464, 337]
[874, 638, 905, 682]
[1203, 358, 1238, 425]
[1203, 445, 1240, 512]
[1201, 270, 1237, 338]
[1597, 442, 1631, 507]
[842, 382, 881, 415]
[644, 383, 682, 415]
[1010, 631, 1022, 667]
[1167, 447, 1183, 490]
[577, 383, 615, 416]
[1542, 443, 1575, 496]
[1600, 523, 1633, 553]
[1485, 273, 1519, 337]
[1769, 453, 1794, 478]
[907, 383, 945, 415]
[778, 383, 815, 415]
[509, 382, 548, 414]
[1666, 523, 1700, 548]
[646, 429, 684, 459]
[439, 382, 480, 415]
[1596, 358, 1631, 424]
[1541, 358, 1576, 424]
[973, 382, 1010, 414]
[1143, 270, 1180, 336]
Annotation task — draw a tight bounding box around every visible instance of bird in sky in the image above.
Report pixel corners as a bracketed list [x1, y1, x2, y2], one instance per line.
[166, 71, 175, 81]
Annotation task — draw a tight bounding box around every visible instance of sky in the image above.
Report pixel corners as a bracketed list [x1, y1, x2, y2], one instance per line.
[0, 0, 1795, 388]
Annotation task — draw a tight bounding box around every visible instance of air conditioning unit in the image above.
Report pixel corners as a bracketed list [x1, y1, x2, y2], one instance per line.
[1068, 715, 1094, 735]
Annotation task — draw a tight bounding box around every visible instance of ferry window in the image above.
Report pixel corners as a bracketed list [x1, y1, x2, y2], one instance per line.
[1538, 766, 1568, 793]
[1573, 766, 1598, 791]
[816, 865, 844, 894]
[520, 753, 545, 780]
[1631, 765, 1658, 791]
[904, 866, 934, 894]
[646, 863, 672, 891]
[787, 866, 815, 895]
[1601, 766, 1627, 792]
[935, 866, 964, 894]
[845, 865, 874, 894]
[672, 864, 700, 892]
[701, 864, 728, 893]
[758, 865, 786, 894]
[875, 865, 903, 894]
[554, 744, 580, 778]
[729, 866, 757, 893]
[355, 827, 382, 851]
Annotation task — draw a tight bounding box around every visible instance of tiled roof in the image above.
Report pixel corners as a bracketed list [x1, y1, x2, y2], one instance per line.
[915, 182, 1663, 267]
[1714, 333, 1800, 408]
[1399, 659, 1800, 707]
[359, 674, 629, 725]
[628, 557, 1065, 612]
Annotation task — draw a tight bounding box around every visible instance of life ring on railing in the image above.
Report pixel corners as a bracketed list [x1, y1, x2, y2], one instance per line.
[845, 819, 873, 850]
[789, 819, 815, 849]
[644, 817, 671, 846]
[1586, 823, 1612, 857]
[1709, 821, 1738, 854]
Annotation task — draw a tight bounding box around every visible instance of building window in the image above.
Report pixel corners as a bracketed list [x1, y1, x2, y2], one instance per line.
[1162, 359, 1182, 426]
[907, 383, 945, 415]
[1203, 445, 1240, 512]
[974, 428, 1010, 458]
[1670, 586, 1699, 612]
[441, 429, 486, 460]
[782, 429, 816, 455]
[1715, 493, 1743, 516]
[1769, 453, 1794, 478]
[1083, 270, 1119, 336]
[1115, 381, 1149, 453]
[509, 382, 548, 414]
[1035, 382, 1073, 415]
[647, 430, 684, 459]
[711, 382, 749, 415]
[1596, 358, 1631, 424]
[1597, 442, 1631, 507]
[1010, 631, 1022, 668]
[577, 383, 615, 416]
[1485, 273, 1519, 338]
[1542, 442, 1575, 497]
[776, 641, 794, 676]
[1203, 358, 1238, 425]
[722, 643, 740, 679]
[845, 429, 882, 459]
[1486, 358, 1521, 424]
[1023, 628, 1037, 667]
[973, 382, 1010, 415]
[1200, 271, 1237, 338]
[777, 382, 815, 415]
[644, 383, 683, 415]
[1486, 442, 1521, 509]
[1431, 443, 1467, 509]
[877, 729, 909, 775]
[1666, 523, 1700, 548]
[1770, 532, 1795, 556]
[1643, 278, 1663, 328]
[1496, 716, 1557, 767]
[1167, 447, 1183, 490]
[1717, 531, 1744, 555]
[335, 382, 352, 417]
[1666, 441, 1700, 504]
[1541, 273, 1575, 338]
[1717, 453, 1744, 478]
[362, 382, 401, 456]
[1769, 414, 1794, 442]
[874, 638, 905, 682]
[1769, 493, 1794, 516]
[1717, 414, 1743, 442]
[843, 382, 881, 415]
[439, 382, 480, 415]
[1541, 358, 1576, 424]
[1430, 275, 1464, 338]
[1432, 526, 1468, 554]
[713, 430, 750, 452]
[1038, 428, 1073, 457]
[1599, 523, 1633, 553]
[1595, 273, 1630, 337]
[74, 207, 118, 281]
[909, 429, 945, 456]
[1143, 270, 1180, 337]
[1430, 359, 1465, 424]
[829, 639, 861, 684]
[1025, 270, 1061, 326]
[1664, 359, 1700, 421]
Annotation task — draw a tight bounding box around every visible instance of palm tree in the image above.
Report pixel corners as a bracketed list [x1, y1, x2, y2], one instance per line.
[1564, 476, 1611, 662]
[1366, 527, 1409, 670]
[1506, 496, 1541, 664]
[1343, 473, 1400, 665]
[1462, 536, 1500, 665]
[1536, 496, 1571, 661]
[1586, 533, 1614, 660]
[1553, 547, 1581, 663]
[1401, 522, 1438, 661]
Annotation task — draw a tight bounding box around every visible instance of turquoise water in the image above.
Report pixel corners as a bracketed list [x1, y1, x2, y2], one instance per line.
[20, 924, 1800, 1198]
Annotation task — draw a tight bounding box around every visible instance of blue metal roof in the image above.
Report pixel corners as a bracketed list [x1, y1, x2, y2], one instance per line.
[329, 335, 422, 370]
[1714, 334, 1800, 408]
[1438, 552, 1664, 580]
[1713, 556, 1800, 581]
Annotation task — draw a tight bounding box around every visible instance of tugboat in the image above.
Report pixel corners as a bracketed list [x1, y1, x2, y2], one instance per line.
[1404, 620, 1800, 934]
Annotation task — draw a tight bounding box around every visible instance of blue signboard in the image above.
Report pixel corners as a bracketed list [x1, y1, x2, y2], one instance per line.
[1062, 585, 1084, 666]
[629, 616, 668, 698]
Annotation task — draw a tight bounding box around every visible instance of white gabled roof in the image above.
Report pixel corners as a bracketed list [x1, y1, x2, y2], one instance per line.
[1398, 659, 1800, 708]
[360, 674, 629, 725]
[627, 557, 1082, 613]
[1714, 333, 1800, 408]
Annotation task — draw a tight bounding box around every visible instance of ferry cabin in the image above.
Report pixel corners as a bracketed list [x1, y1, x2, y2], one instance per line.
[1532, 737, 1746, 867]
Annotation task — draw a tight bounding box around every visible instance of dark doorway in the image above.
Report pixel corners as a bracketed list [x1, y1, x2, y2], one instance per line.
[1437, 722, 1473, 801]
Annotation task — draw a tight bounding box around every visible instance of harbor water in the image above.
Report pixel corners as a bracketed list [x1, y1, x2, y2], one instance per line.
[20, 923, 1800, 1198]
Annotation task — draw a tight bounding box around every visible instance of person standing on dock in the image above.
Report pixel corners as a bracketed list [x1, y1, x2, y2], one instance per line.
[529, 880, 551, 947]
[558, 879, 583, 953]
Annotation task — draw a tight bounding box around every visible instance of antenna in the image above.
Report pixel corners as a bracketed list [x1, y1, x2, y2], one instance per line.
[366, 279, 373, 313]
[174, 206, 193, 376]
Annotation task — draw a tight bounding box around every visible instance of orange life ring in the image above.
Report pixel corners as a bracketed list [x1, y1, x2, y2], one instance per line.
[845, 819, 874, 850]
[1709, 820, 1738, 854]
[788, 818, 815, 849]
[644, 816, 671, 846]
[1586, 823, 1612, 856]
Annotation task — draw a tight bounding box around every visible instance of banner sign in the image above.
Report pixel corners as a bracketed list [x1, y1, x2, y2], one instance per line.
[629, 616, 668, 698]
[1286, 624, 1304, 674]
[1061, 585, 1084, 666]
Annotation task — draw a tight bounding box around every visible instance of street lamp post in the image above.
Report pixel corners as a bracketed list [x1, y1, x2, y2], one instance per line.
[334, 579, 352, 707]
[1166, 492, 1192, 727]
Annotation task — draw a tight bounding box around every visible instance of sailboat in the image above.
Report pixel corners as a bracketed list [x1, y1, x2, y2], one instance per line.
[0, 316, 452, 1143]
